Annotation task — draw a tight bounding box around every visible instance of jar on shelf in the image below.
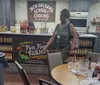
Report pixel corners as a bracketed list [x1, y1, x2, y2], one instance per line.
[10, 26, 16, 33]
[28, 21, 36, 34]
[20, 21, 28, 33]
[29, 26, 35, 34]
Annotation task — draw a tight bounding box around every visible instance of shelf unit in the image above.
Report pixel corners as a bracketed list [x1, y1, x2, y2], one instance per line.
[0, 33, 97, 64]
[91, 21, 100, 25]
[0, 36, 12, 61]
[70, 36, 97, 58]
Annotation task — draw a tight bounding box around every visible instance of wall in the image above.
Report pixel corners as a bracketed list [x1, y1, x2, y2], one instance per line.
[88, 0, 100, 32]
[0, 0, 11, 30]
[15, 0, 68, 33]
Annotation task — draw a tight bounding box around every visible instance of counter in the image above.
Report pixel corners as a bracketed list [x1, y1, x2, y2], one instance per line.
[0, 32, 97, 74]
[0, 32, 97, 65]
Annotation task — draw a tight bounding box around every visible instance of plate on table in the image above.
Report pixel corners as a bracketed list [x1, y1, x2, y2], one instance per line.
[80, 78, 100, 85]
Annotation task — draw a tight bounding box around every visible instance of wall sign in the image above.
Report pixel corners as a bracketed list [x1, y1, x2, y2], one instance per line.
[27, 1, 56, 22]
[13, 35, 51, 65]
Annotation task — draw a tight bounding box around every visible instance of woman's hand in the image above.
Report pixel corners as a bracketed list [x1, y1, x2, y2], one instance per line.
[41, 46, 47, 54]
[41, 33, 56, 54]
[70, 43, 76, 53]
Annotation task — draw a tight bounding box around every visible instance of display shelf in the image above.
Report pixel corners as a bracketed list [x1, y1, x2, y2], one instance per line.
[79, 46, 94, 48]
[91, 21, 100, 25]
[0, 36, 12, 61]
[0, 43, 12, 45]
[1, 51, 12, 60]
[69, 34, 97, 58]
[0, 45, 12, 52]
[0, 33, 97, 64]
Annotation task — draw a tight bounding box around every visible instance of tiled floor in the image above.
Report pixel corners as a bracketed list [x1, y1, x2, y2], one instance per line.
[4, 72, 49, 85]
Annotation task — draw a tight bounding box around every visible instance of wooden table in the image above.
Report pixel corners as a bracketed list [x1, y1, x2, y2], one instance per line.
[51, 64, 87, 85]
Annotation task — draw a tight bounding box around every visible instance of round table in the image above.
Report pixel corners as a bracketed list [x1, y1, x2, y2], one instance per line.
[51, 64, 87, 85]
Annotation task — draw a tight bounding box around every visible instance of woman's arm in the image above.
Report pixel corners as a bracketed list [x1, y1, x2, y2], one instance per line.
[42, 32, 56, 53]
[70, 23, 77, 51]
[42, 24, 59, 53]
[45, 33, 56, 49]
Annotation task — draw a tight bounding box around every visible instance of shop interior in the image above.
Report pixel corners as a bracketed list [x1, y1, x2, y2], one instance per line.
[0, 0, 100, 85]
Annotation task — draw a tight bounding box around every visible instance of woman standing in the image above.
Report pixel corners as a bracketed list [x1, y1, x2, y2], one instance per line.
[42, 9, 76, 63]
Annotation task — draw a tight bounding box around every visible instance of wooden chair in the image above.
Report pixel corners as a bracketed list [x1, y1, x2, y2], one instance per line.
[39, 78, 57, 85]
[14, 61, 30, 85]
[47, 52, 63, 81]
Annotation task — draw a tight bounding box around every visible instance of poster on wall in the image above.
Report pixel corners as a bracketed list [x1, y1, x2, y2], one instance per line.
[13, 36, 52, 65]
[27, 1, 56, 22]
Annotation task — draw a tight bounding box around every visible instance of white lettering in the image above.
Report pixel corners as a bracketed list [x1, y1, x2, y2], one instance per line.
[29, 4, 38, 12]
[25, 43, 45, 56]
[34, 14, 49, 19]
[29, 3, 53, 13]
[26, 45, 35, 51]
[34, 8, 49, 14]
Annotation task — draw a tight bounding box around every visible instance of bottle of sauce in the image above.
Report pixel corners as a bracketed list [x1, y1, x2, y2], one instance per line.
[28, 21, 35, 34]
[88, 57, 91, 70]
[20, 21, 28, 33]
[98, 71, 100, 81]
[92, 66, 99, 78]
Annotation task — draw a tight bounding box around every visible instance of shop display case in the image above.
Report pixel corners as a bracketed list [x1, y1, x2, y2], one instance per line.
[0, 33, 97, 63]
[0, 35, 12, 62]
[0, 33, 97, 74]
[70, 34, 97, 58]
[0, 32, 54, 65]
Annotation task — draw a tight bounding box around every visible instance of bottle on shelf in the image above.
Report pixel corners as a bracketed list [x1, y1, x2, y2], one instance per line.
[88, 57, 91, 70]
[15, 20, 20, 33]
[98, 71, 100, 81]
[20, 20, 28, 33]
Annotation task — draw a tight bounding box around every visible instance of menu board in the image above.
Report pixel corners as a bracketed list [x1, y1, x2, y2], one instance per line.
[13, 35, 52, 65]
[27, 1, 56, 22]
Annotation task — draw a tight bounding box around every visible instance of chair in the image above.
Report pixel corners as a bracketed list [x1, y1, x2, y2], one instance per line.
[47, 52, 63, 80]
[14, 61, 30, 85]
[39, 78, 57, 85]
[86, 51, 100, 62]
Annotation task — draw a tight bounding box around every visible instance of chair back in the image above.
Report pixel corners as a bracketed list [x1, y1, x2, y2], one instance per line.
[87, 51, 100, 62]
[14, 61, 30, 85]
[47, 52, 63, 79]
[39, 78, 57, 85]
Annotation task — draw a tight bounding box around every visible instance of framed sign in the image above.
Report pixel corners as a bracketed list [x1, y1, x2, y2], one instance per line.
[27, 1, 56, 22]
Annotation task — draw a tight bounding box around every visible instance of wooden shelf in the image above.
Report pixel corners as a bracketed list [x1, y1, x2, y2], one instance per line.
[70, 54, 87, 56]
[91, 21, 100, 25]
[79, 46, 93, 48]
[0, 51, 12, 52]
[0, 42, 12, 45]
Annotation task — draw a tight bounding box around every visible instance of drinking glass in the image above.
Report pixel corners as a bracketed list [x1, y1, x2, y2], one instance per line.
[79, 59, 89, 76]
[68, 57, 73, 70]
[70, 57, 77, 71]
[87, 67, 94, 78]
[97, 57, 100, 65]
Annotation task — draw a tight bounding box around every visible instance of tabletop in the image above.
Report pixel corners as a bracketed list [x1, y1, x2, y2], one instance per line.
[51, 64, 87, 85]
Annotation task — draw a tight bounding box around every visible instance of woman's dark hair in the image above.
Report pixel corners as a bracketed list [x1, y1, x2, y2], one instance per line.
[61, 9, 70, 19]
